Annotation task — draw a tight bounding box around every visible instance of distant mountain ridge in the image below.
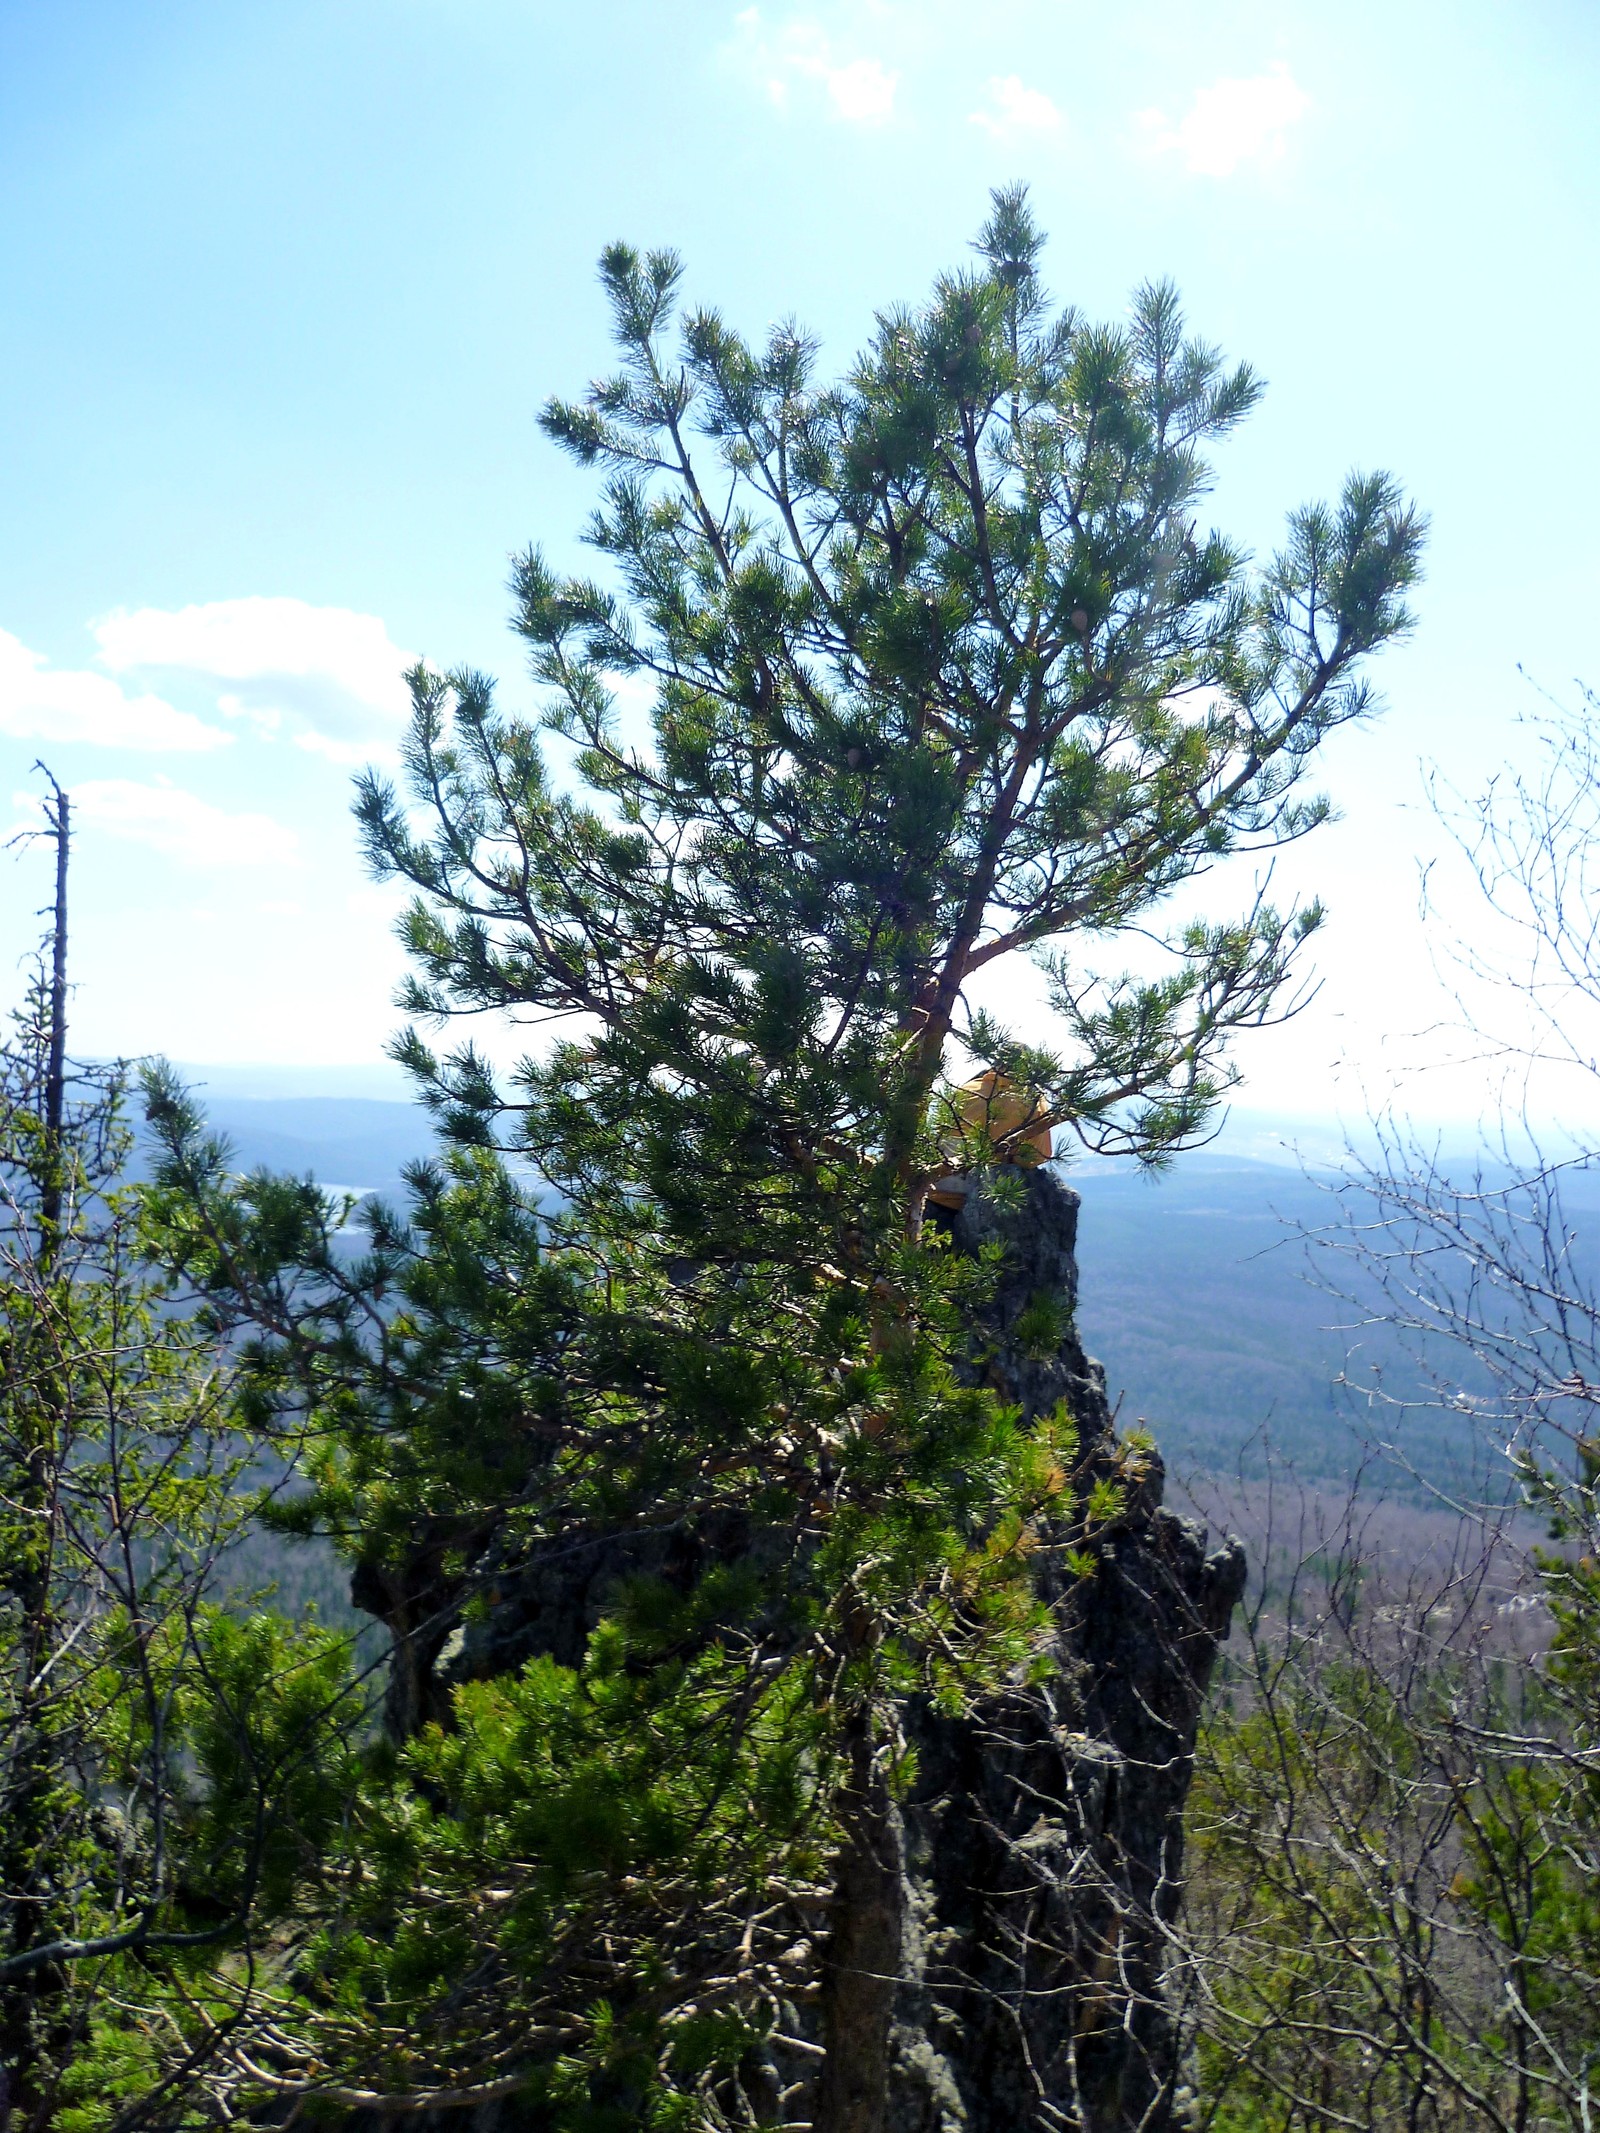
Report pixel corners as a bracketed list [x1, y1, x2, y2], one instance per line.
[177, 1094, 439, 1196]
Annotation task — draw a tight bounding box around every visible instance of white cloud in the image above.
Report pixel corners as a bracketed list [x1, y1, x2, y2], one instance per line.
[820, 55, 897, 123]
[969, 75, 1061, 140]
[293, 728, 378, 768]
[94, 597, 415, 755]
[1136, 62, 1309, 177]
[0, 627, 230, 753]
[729, 11, 898, 125]
[57, 780, 299, 868]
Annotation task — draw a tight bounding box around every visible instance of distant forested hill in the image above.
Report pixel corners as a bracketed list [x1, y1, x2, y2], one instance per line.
[1071, 1157, 1437, 1490]
[133, 1094, 438, 1198]
[186, 1095, 439, 1195]
[1075, 1148, 1600, 1494]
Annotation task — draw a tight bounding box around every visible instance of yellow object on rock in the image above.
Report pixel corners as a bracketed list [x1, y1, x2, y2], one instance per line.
[927, 1071, 1053, 1208]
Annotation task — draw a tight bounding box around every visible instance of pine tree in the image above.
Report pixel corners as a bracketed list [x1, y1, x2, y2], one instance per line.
[146, 187, 1423, 2130]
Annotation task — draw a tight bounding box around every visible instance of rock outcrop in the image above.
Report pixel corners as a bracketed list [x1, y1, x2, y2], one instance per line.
[361, 1166, 1243, 2130]
[878, 1167, 1246, 2131]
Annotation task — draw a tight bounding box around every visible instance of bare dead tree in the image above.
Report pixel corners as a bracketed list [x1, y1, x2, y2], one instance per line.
[1172, 685, 1600, 2133]
[0, 792, 366, 2132]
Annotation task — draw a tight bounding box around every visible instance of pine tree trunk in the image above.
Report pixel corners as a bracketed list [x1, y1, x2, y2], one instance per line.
[814, 1717, 905, 2133]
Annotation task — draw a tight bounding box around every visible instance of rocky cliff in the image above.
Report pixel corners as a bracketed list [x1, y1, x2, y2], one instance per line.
[877, 1167, 1246, 2131]
[358, 1166, 1243, 2131]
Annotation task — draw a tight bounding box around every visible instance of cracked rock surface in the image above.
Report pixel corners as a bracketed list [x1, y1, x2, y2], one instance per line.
[882, 1168, 1246, 2130]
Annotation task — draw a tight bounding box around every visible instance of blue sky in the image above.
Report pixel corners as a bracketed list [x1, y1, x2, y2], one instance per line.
[3, 0, 1598, 1120]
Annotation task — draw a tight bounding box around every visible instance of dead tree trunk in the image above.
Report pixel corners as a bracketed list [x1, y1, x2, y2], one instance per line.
[2, 766, 73, 2131]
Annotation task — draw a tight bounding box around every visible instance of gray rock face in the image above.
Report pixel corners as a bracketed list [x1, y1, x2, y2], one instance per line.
[883, 1167, 1245, 2131]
